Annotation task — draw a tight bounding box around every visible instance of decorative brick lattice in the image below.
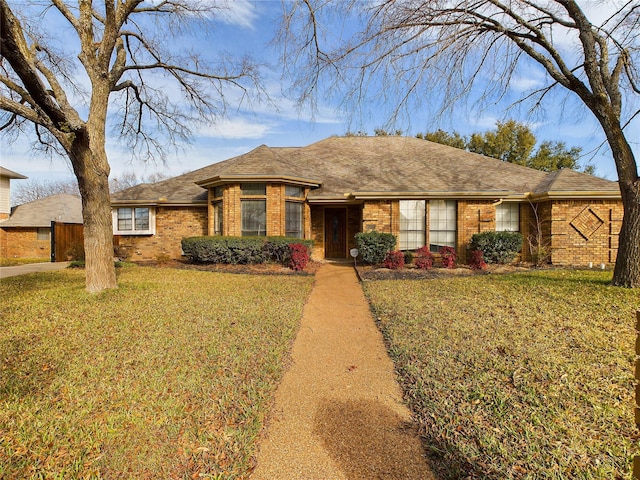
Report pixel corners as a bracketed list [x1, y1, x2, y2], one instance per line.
[570, 207, 604, 240]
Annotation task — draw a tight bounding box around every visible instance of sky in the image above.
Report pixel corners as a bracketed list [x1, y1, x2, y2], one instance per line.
[1, 0, 638, 189]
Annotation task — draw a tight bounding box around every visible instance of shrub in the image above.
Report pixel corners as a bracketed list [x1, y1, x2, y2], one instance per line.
[383, 251, 405, 269]
[355, 231, 397, 264]
[181, 236, 313, 265]
[288, 243, 309, 271]
[414, 246, 434, 270]
[403, 251, 414, 265]
[469, 249, 487, 270]
[439, 246, 457, 268]
[470, 231, 523, 264]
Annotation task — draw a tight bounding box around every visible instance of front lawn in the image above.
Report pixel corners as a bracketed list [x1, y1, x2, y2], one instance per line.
[0, 266, 313, 479]
[363, 269, 639, 479]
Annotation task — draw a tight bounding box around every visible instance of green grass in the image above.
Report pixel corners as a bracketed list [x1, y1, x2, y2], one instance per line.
[0, 266, 313, 479]
[0, 258, 49, 267]
[363, 269, 639, 479]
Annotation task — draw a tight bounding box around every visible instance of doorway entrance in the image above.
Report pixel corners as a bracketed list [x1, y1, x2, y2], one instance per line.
[324, 208, 347, 258]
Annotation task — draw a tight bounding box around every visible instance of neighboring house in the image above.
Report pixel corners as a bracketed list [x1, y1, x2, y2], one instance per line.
[0, 193, 83, 259]
[0, 166, 27, 220]
[111, 136, 622, 265]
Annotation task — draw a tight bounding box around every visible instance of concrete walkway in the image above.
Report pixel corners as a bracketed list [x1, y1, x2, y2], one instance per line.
[0, 261, 70, 279]
[251, 262, 435, 479]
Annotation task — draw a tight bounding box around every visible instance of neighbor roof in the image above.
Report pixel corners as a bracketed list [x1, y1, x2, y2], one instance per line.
[0, 194, 83, 227]
[0, 167, 28, 179]
[111, 136, 620, 204]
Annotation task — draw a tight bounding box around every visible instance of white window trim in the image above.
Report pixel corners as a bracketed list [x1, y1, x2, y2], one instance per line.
[112, 207, 156, 235]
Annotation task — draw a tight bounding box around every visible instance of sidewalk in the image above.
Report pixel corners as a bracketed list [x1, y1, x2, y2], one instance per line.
[0, 261, 70, 279]
[251, 262, 435, 479]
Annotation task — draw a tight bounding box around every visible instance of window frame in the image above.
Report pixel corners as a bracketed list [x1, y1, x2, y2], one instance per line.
[496, 202, 520, 232]
[399, 200, 426, 250]
[212, 200, 223, 236]
[36, 227, 50, 241]
[241, 199, 267, 236]
[429, 200, 457, 253]
[112, 207, 156, 235]
[285, 200, 304, 238]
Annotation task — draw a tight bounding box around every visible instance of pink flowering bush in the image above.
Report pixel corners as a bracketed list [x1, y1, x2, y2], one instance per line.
[288, 243, 309, 271]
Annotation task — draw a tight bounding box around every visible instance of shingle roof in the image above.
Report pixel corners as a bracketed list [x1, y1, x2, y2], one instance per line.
[532, 168, 620, 196]
[0, 194, 82, 227]
[111, 136, 620, 204]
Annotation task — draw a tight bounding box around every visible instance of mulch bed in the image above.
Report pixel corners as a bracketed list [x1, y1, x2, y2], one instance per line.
[137, 259, 322, 276]
[355, 263, 532, 281]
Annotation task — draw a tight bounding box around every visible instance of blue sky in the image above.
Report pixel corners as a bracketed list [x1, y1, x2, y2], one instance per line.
[1, 1, 638, 186]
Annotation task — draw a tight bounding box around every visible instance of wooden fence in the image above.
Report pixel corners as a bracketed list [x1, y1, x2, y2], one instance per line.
[51, 221, 84, 262]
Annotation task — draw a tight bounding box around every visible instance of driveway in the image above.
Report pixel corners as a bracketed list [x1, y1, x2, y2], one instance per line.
[0, 262, 71, 279]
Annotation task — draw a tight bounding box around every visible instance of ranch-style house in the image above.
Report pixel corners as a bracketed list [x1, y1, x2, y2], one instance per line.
[110, 135, 622, 265]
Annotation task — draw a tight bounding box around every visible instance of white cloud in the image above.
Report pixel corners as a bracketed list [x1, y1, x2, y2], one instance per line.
[217, 0, 259, 29]
[197, 117, 275, 139]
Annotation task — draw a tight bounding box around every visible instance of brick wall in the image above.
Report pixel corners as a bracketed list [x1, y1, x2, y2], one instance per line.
[457, 200, 497, 263]
[0, 227, 50, 259]
[362, 201, 394, 234]
[115, 206, 207, 261]
[544, 199, 622, 266]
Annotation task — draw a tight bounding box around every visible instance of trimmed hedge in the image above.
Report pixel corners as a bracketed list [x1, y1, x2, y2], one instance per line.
[355, 231, 397, 264]
[470, 231, 523, 264]
[181, 236, 314, 265]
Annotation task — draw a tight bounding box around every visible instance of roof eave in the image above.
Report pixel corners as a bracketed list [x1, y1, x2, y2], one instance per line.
[196, 174, 322, 188]
[349, 190, 523, 200]
[528, 190, 622, 201]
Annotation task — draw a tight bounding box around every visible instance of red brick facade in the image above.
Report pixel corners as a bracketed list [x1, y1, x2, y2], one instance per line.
[0, 227, 50, 259]
[114, 206, 208, 262]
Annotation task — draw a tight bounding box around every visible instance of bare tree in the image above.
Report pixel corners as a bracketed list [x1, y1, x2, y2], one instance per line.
[110, 170, 169, 193]
[281, 1, 640, 287]
[1, 0, 264, 292]
[12, 177, 80, 205]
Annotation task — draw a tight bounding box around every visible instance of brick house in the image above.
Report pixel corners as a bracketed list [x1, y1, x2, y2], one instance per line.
[0, 166, 27, 221]
[0, 193, 83, 259]
[111, 136, 622, 265]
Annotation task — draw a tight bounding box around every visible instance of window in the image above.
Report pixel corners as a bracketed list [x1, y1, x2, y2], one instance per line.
[113, 207, 155, 235]
[37, 227, 50, 241]
[286, 201, 303, 238]
[213, 186, 224, 198]
[285, 185, 304, 198]
[496, 203, 519, 231]
[241, 183, 266, 195]
[213, 201, 223, 235]
[399, 200, 425, 250]
[241, 200, 266, 236]
[429, 200, 456, 252]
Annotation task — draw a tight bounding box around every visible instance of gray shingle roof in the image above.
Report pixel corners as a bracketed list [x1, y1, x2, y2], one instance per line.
[111, 136, 620, 204]
[0, 194, 82, 227]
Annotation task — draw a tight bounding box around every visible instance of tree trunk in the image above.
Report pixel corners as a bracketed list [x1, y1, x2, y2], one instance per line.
[69, 133, 117, 293]
[612, 181, 640, 288]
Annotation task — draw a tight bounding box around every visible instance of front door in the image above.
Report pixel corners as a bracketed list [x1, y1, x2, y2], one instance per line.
[324, 208, 347, 258]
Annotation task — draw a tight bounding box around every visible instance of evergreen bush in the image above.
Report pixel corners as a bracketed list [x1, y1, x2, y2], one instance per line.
[354, 231, 397, 264]
[470, 231, 523, 264]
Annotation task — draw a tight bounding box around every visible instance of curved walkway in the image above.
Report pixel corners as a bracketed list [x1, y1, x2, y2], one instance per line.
[251, 262, 435, 479]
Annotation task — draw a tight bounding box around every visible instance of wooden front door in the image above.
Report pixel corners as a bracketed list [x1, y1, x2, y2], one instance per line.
[324, 208, 347, 258]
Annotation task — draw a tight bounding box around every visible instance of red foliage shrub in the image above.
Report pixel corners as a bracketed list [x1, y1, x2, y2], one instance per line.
[414, 246, 434, 270]
[439, 246, 457, 268]
[383, 250, 405, 269]
[469, 249, 487, 270]
[288, 243, 309, 271]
